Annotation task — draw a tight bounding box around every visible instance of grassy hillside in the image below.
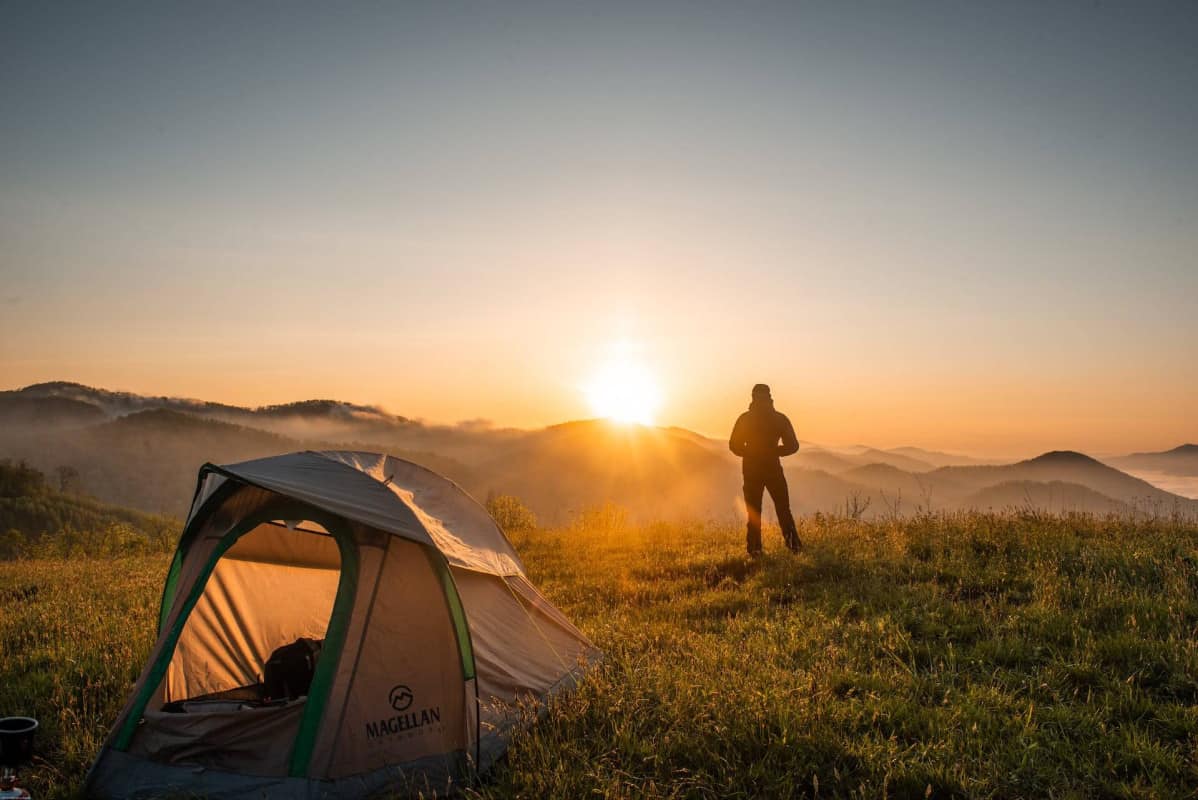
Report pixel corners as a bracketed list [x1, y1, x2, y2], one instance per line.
[0, 460, 177, 557]
[2, 510, 1195, 798]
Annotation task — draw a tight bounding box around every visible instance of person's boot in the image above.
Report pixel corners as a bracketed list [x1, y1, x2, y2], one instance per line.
[784, 523, 802, 553]
[747, 526, 762, 557]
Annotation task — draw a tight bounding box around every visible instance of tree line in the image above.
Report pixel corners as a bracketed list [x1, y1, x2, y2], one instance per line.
[0, 460, 178, 559]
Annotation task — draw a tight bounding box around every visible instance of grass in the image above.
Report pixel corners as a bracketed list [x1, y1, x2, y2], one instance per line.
[2, 511, 1197, 798]
[0, 557, 162, 792]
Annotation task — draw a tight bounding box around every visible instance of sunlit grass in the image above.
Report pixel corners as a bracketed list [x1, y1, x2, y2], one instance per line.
[484, 512, 1198, 799]
[0, 556, 163, 793]
[2, 511, 1197, 798]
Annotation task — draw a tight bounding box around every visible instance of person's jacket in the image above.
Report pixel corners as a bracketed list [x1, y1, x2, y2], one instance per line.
[729, 399, 799, 472]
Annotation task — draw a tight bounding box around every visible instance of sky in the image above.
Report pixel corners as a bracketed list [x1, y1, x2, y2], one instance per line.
[2, 1, 1196, 456]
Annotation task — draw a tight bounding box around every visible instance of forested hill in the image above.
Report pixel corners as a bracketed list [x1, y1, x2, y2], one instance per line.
[0, 460, 177, 557]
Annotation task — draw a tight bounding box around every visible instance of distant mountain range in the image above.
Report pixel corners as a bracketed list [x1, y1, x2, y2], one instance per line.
[1106, 444, 1198, 477]
[1, 382, 1195, 522]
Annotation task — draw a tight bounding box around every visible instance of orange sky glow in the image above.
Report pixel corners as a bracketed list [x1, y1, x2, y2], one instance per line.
[2, 4, 1196, 458]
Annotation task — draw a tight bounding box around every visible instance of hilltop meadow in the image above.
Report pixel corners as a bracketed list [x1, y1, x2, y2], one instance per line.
[1, 504, 1196, 799]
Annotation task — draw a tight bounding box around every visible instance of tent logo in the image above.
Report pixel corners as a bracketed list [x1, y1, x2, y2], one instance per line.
[366, 685, 442, 741]
[389, 684, 414, 712]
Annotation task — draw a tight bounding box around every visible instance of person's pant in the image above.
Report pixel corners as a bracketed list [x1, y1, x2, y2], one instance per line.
[743, 466, 800, 554]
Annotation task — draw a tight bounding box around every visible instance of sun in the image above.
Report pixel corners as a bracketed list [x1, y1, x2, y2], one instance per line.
[584, 355, 662, 425]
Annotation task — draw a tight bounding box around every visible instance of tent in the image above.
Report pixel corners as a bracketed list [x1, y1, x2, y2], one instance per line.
[85, 451, 599, 798]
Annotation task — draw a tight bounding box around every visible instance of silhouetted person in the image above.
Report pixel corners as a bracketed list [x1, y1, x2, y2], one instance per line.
[729, 384, 801, 555]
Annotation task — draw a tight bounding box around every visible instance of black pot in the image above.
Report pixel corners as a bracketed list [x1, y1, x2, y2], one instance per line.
[0, 717, 37, 768]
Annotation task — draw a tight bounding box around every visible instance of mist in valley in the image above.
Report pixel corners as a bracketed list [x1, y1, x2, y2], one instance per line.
[3, 381, 1194, 525]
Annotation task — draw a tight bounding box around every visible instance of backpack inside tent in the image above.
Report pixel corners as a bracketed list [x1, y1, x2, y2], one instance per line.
[84, 451, 599, 798]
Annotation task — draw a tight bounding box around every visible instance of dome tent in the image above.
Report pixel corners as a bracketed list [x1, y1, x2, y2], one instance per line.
[85, 451, 599, 798]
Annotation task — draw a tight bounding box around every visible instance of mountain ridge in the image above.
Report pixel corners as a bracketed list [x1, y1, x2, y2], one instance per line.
[1107, 444, 1198, 478]
[2, 382, 1195, 521]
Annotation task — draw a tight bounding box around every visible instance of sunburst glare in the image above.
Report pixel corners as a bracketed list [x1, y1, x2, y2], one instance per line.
[584, 346, 662, 425]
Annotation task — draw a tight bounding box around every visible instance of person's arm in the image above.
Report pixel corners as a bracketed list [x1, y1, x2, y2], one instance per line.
[777, 414, 799, 457]
[729, 414, 747, 457]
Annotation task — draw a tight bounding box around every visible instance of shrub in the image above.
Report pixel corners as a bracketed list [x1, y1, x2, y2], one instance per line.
[0, 528, 26, 559]
[485, 493, 538, 533]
